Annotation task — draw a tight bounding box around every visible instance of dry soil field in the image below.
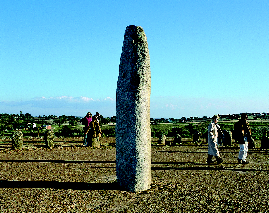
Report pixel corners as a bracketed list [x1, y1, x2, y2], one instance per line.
[0, 138, 268, 212]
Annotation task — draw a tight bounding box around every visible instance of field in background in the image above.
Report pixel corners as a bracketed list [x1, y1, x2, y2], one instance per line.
[1, 120, 269, 150]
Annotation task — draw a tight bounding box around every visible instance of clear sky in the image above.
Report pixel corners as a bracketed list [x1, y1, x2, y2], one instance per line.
[1, 0, 269, 118]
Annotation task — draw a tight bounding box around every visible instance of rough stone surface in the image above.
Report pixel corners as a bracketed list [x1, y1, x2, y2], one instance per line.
[45, 130, 54, 149]
[116, 25, 151, 192]
[12, 130, 23, 150]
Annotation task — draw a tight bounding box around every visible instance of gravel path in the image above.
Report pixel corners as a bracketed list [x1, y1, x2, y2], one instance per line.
[0, 141, 268, 212]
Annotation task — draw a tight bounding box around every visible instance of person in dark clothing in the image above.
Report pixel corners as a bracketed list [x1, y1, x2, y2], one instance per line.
[234, 113, 251, 164]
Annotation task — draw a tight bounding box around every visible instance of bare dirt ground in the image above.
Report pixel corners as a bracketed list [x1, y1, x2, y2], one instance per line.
[0, 138, 269, 212]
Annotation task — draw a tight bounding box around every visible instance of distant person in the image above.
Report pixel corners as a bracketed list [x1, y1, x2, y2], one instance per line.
[173, 134, 182, 146]
[233, 113, 251, 164]
[193, 131, 201, 144]
[95, 112, 101, 124]
[207, 115, 223, 164]
[81, 112, 92, 146]
[261, 132, 269, 150]
[87, 115, 102, 148]
[261, 131, 269, 150]
[222, 130, 232, 146]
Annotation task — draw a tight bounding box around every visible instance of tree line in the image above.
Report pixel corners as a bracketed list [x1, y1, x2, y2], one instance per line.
[1, 113, 269, 139]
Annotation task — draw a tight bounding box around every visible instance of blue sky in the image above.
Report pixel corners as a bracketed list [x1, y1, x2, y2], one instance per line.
[1, 0, 269, 118]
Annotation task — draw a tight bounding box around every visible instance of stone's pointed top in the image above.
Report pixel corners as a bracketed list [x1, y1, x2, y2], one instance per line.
[124, 25, 147, 42]
[126, 25, 139, 28]
[126, 25, 143, 30]
[127, 25, 137, 28]
[119, 25, 150, 91]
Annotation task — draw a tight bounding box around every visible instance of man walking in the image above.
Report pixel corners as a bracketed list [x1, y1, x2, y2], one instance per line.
[234, 113, 251, 164]
[207, 115, 223, 164]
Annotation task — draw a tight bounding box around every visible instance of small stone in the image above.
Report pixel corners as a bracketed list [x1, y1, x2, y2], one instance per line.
[45, 129, 54, 149]
[12, 130, 23, 150]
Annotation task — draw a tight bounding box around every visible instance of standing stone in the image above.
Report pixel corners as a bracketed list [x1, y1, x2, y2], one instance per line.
[116, 25, 151, 192]
[12, 130, 23, 150]
[45, 129, 54, 149]
[92, 137, 101, 148]
[160, 134, 166, 145]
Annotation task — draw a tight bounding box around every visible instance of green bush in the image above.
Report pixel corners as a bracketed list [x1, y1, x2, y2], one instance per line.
[250, 125, 269, 140]
[102, 126, 116, 137]
[59, 125, 75, 137]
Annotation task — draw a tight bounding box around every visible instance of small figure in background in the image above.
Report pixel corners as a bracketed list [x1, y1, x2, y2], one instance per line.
[193, 131, 201, 145]
[87, 115, 102, 148]
[173, 134, 182, 146]
[95, 112, 101, 125]
[222, 130, 232, 147]
[81, 112, 92, 146]
[261, 131, 269, 150]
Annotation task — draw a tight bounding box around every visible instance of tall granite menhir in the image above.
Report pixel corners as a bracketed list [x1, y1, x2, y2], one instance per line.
[116, 25, 151, 192]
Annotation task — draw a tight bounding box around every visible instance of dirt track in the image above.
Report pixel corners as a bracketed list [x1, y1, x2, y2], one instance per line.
[0, 139, 268, 212]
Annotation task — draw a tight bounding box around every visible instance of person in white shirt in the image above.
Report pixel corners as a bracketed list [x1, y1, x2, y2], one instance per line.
[207, 115, 223, 164]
